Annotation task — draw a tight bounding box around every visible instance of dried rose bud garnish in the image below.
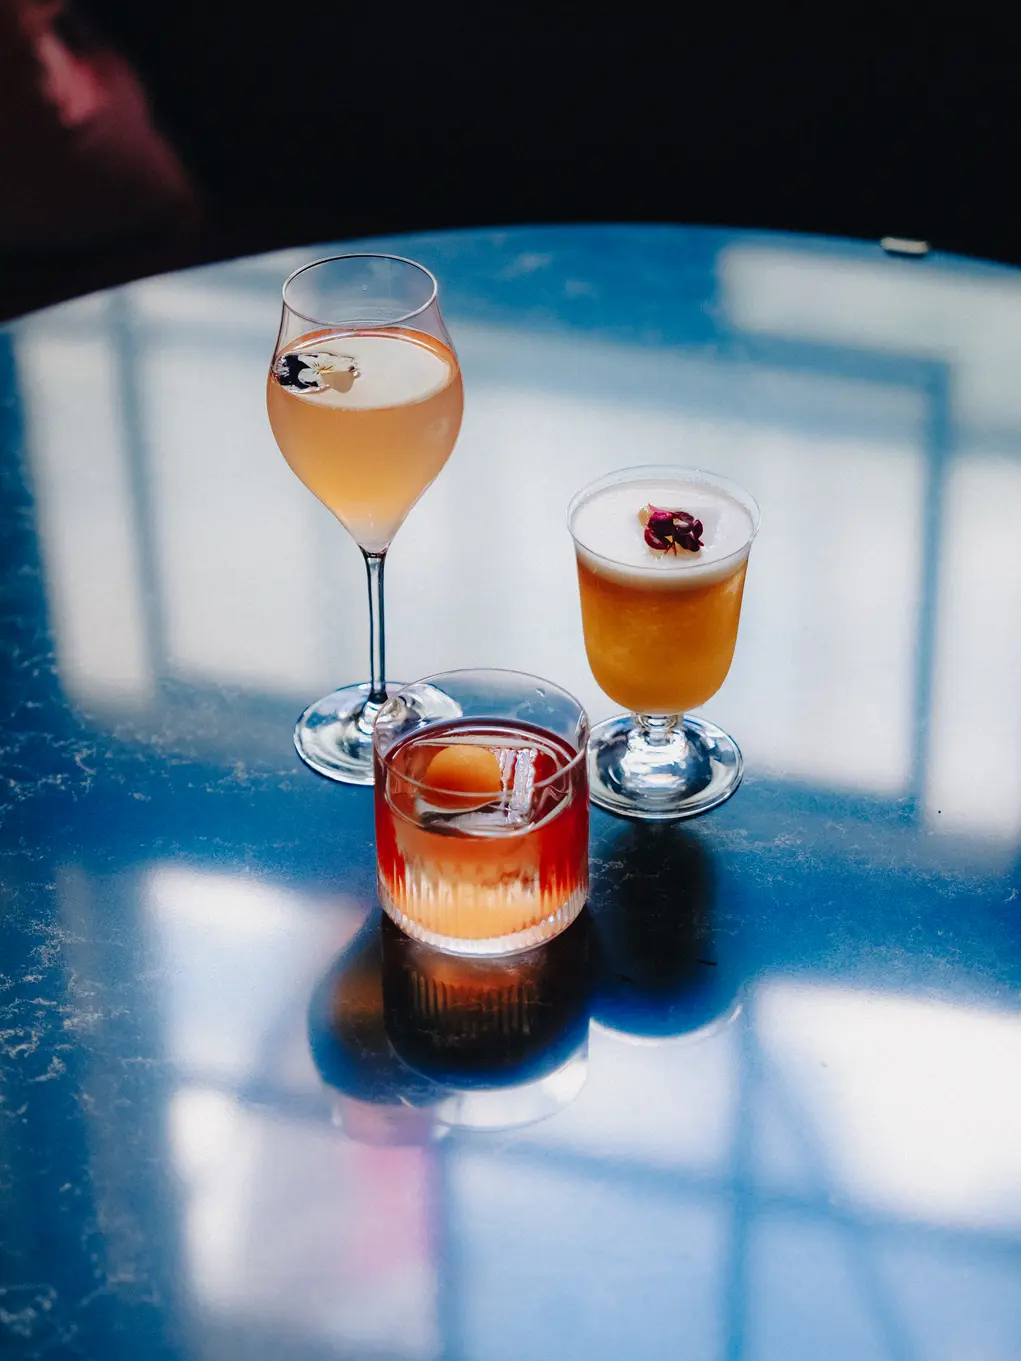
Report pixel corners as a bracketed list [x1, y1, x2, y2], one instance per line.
[638, 503, 704, 554]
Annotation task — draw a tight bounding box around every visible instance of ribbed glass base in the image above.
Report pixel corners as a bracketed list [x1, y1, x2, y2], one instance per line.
[379, 877, 588, 956]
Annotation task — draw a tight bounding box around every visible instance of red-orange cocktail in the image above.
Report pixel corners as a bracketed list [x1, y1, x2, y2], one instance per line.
[373, 672, 590, 956]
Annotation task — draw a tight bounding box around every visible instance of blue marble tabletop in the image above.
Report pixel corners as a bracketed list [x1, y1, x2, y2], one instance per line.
[2, 225, 1020, 1360]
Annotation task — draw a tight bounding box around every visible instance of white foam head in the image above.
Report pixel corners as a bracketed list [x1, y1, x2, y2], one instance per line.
[288, 331, 454, 409]
[570, 470, 758, 587]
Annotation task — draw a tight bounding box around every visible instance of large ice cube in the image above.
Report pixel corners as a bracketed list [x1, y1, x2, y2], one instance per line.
[508, 746, 539, 820]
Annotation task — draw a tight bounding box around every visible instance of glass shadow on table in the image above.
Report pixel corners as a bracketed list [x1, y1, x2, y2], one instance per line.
[309, 821, 739, 1150]
[308, 911, 593, 1143]
[589, 820, 741, 1041]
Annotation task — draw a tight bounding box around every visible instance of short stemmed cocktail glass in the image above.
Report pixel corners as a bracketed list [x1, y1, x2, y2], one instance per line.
[569, 465, 759, 820]
[267, 255, 464, 783]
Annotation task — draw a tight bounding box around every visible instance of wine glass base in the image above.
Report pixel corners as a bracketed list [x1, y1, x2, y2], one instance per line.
[294, 682, 409, 785]
[588, 712, 744, 821]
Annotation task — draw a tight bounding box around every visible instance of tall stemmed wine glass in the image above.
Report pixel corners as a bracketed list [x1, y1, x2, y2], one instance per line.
[267, 255, 464, 783]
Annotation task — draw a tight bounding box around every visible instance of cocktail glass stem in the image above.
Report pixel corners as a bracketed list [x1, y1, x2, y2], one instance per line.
[290, 544, 403, 780]
[635, 713, 682, 748]
[621, 712, 694, 786]
[588, 710, 742, 821]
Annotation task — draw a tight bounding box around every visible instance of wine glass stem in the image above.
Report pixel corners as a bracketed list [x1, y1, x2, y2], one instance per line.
[363, 550, 388, 705]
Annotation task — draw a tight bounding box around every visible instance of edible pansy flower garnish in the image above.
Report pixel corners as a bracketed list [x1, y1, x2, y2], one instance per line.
[638, 503, 704, 554]
[274, 351, 360, 393]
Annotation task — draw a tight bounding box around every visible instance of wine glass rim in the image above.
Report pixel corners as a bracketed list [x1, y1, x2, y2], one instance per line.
[376, 667, 589, 796]
[567, 463, 760, 575]
[281, 253, 440, 328]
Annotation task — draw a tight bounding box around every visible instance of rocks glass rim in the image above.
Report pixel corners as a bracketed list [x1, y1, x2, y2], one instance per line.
[373, 667, 591, 796]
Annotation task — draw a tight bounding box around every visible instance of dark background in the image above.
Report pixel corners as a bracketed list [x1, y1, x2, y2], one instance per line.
[85, 13, 1017, 250]
[5, 7, 1021, 314]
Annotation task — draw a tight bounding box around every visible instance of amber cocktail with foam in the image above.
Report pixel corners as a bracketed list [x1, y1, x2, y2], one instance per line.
[569, 465, 759, 820]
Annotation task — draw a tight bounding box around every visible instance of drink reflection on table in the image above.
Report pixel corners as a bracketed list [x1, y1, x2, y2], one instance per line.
[308, 914, 437, 1146]
[589, 822, 741, 1040]
[308, 911, 592, 1143]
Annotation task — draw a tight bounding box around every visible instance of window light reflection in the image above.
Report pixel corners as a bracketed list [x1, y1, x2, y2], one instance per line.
[448, 1148, 728, 1361]
[925, 456, 1021, 839]
[51, 863, 1021, 1360]
[17, 326, 154, 705]
[720, 244, 1021, 431]
[753, 980, 1021, 1232]
[145, 865, 362, 1090]
[15, 237, 1021, 842]
[139, 342, 336, 696]
[170, 1085, 439, 1358]
[18, 285, 928, 800]
[517, 1019, 739, 1177]
[722, 242, 1021, 843]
